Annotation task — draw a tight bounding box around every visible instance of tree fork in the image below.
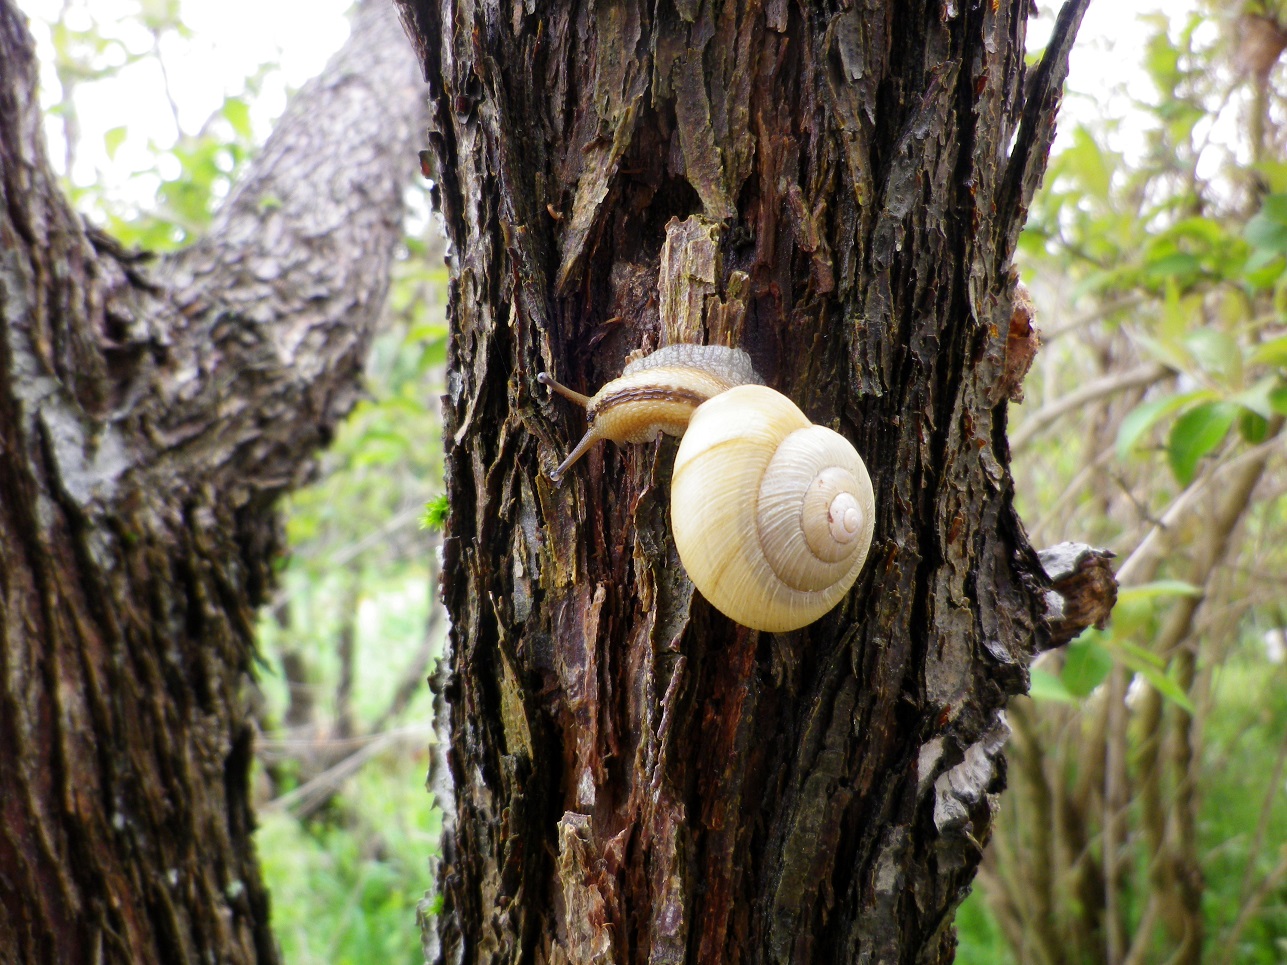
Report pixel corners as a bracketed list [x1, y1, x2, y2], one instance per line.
[0, 2, 425, 960]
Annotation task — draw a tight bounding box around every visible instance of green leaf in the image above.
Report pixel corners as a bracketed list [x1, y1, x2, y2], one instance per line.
[1144, 29, 1182, 97]
[1066, 126, 1113, 201]
[1062, 632, 1114, 697]
[1110, 582, 1200, 639]
[1136, 333, 1194, 374]
[103, 125, 128, 160]
[420, 494, 449, 531]
[1264, 193, 1287, 222]
[351, 440, 408, 469]
[1028, 667, 1079, 704]
[1271, 387, 1287, 415]
[1251, 337, 1287, 368]
[1167, 215, 1229, 246]
[1255, 160, 1287, 195]
[1184, 329, 1241, 385]
[1167, 400, 1238, 484]
[1143, 252, 1202, 283]
[1116, 580, 1202, 603]
[1119, 650, 1196, 712]
[222, 96, 252, 140]
[1242, 247, 1285, 281]
[1157, 279, 1191, 344]
[1136, 663, 1196, 711]
[1239, 410, 1269, 443]
[417, 337, 448, 372]
[1115, 638, 1167, 670]
[407, 321, 448, 342]
[1246, 197, 1287, 255]
[1116, 390, 1213, 461]
[1232, 376, 1281, 418]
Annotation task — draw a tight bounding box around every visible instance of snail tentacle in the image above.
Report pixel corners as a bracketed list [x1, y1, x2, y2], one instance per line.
[537, 371, 593, 407]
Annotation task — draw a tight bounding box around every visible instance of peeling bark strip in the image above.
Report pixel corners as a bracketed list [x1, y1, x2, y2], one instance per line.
[0, 2, 424, 961]
[1038, 542, 1118, 649]
[399, 0, 1092, 962]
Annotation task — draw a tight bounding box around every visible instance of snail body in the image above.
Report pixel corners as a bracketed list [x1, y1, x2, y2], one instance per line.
[539, 344, 760, 483]
[541, 344, 874, 631]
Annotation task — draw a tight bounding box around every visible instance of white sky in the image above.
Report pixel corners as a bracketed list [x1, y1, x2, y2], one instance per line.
[15, 0, 1199, 210]
[18, 0, 352, 195]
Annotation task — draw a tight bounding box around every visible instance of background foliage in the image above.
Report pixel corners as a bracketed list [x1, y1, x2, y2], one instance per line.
[968, 3, 1287, 963]
[21, 0, 1287, 962]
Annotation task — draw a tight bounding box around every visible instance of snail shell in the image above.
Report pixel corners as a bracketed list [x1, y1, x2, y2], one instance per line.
[670, 384, 875, 632]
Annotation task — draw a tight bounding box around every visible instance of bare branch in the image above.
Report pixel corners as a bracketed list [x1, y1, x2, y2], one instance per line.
[264, 726, 435, 818]
[1011, 363, 1169, 450]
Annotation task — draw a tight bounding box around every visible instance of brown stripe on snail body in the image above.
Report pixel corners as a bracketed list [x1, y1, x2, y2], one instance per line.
[538, 344, 761, 483]
[540, 343, 874, 632]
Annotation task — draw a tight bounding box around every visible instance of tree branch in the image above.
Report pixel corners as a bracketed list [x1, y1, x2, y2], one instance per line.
[998, 0, 1093, 264]
[0, 3, 429, 959]
[1011, 363, 1170, 450]
[148, 0, 428, 498]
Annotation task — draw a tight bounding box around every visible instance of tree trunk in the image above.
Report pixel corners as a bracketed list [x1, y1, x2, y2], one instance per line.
[399, 0, 1092, 961]
[0, 2, 424, 961]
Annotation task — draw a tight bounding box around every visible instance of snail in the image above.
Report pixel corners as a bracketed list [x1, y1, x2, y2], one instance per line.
[540, 344, 875, 632]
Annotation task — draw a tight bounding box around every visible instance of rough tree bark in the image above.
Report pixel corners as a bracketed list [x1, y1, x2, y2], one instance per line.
[397, 0, 1096, 962]
[0, 2, 424, 961]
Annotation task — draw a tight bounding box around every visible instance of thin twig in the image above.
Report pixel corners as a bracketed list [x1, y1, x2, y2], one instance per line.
[1216, 842, 1287, 965]
[1041, 294, 1150, 343]
[1011, 362, 1169, 450]
[1030, 443, 1117, 544]
[1121, 894, 1161, 965]
[326, 499, 434, 570]
[264, 725, 435, 817]
[372, 551, 444, 733]
[1216, 735, 1287, 965]
[1116, 428, 1285, 585]
[151, 28, 185, 141]
[1104, 666, 1129, 965]
[258, 730, 412, 753]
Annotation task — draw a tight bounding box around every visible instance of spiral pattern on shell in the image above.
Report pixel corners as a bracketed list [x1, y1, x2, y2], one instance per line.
[670, 385, 875, 632]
